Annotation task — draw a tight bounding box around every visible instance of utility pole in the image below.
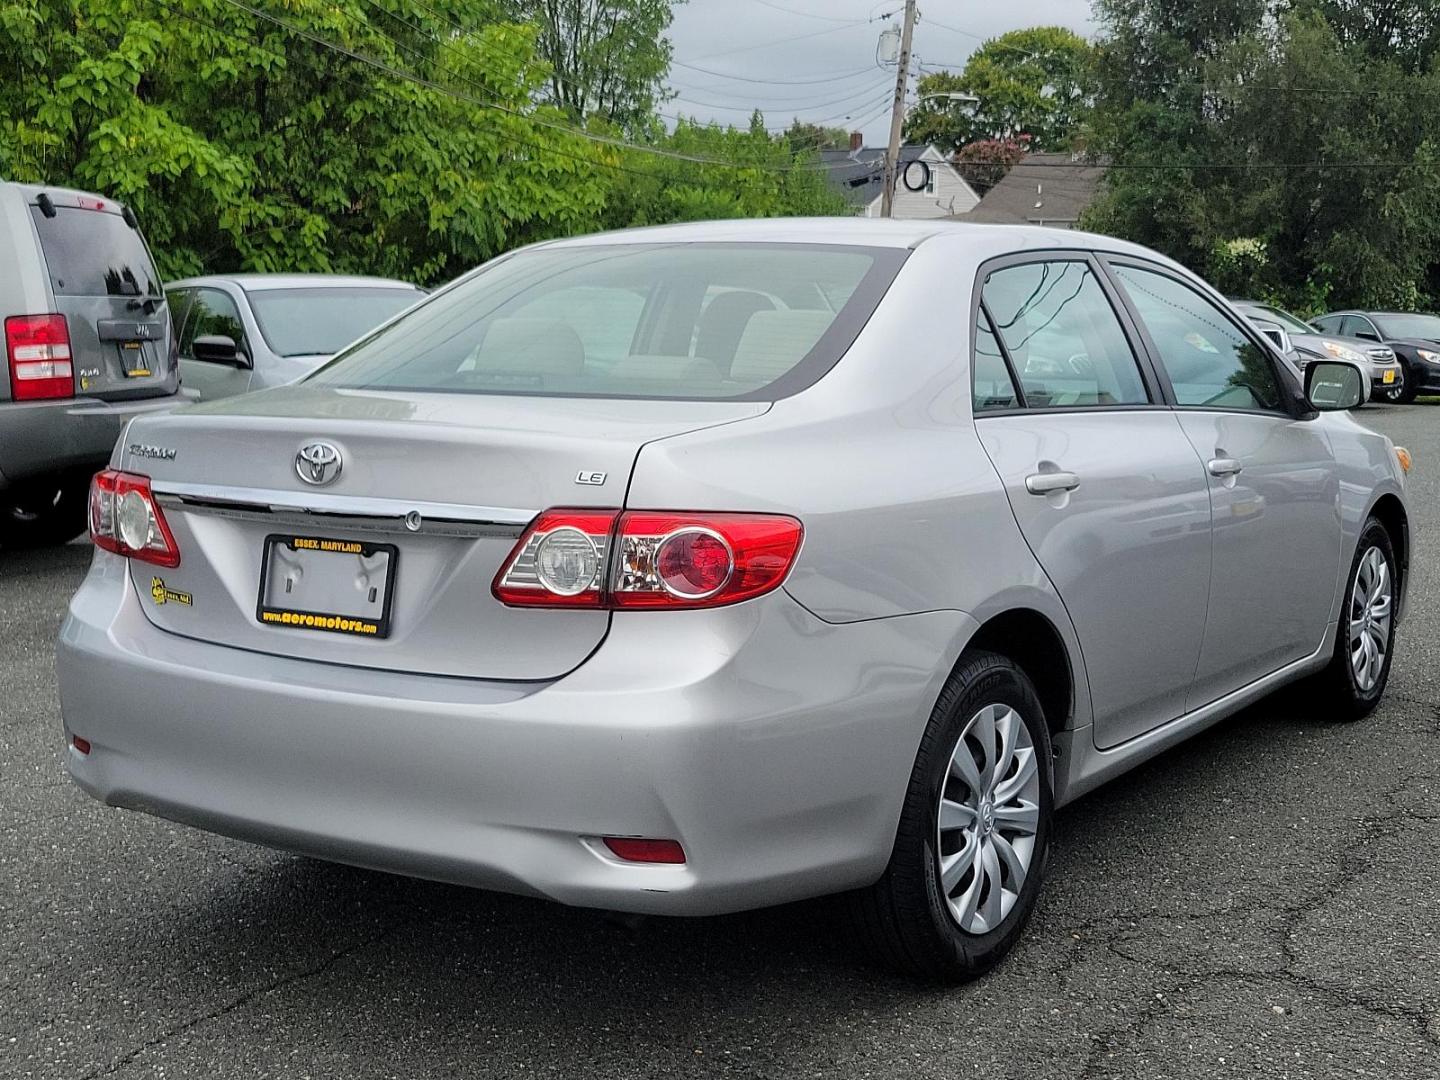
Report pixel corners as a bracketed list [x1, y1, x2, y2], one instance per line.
[880, 0, 918, 218]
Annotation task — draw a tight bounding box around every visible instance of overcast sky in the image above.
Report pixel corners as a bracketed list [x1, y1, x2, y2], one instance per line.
[664, 0, 1095, 144]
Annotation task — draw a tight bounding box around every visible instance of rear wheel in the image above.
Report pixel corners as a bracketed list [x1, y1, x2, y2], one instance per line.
[1311, 519, 1397, 721]
[0, 475, 90, 549]
[848, 650, 1053, 982]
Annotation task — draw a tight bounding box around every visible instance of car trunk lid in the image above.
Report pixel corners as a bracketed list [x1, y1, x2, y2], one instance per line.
[120, 386, 767, 679]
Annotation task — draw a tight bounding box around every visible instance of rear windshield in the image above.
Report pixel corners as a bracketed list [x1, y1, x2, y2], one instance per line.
[29, 206, 162, 298]
[249, 286, 424, 357]
[306, 243, 906, 400]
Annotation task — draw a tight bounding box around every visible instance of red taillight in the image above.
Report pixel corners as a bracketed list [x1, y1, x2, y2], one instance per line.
[602, 837, 686, 864]
[70, 735, 91, 755]
[89, 470, 181, 567]
[6, 314, 73, 401]
[493, 510, 803, 610]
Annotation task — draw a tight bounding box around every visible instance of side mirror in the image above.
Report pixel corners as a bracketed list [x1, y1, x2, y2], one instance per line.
[1305, 359, 1366, 411]
[191, 334, 248, 367]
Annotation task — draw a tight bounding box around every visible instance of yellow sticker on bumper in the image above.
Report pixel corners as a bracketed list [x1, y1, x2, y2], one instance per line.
[150, 577, 192, 606]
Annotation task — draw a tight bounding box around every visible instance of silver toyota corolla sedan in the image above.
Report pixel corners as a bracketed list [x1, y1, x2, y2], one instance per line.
[57, 220, 1410, 981]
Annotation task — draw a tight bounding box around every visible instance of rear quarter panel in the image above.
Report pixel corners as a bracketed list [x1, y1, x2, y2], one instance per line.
[0, 186, 55, 403]
[626, 232, 1094, 730]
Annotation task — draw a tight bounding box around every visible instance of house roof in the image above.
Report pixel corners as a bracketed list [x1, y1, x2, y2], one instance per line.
[956, 153, 1107, 226]
[816, 145, 936, 209]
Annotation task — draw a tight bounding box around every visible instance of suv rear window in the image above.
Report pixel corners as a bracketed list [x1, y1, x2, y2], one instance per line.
[29, 206, 162, 298]
[306, 243, 906, 400]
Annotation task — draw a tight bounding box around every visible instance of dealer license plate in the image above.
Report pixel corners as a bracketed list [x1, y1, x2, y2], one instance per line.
[256, 534, 397, 638]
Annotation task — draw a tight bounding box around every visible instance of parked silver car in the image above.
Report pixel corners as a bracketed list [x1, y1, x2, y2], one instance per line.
[165, 274, 424, 400]
[57, 220, 1410, 981]
[1233, 300, 1403, 402]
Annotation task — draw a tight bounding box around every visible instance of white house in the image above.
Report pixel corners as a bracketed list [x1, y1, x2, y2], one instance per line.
[818, 137, 981, 219]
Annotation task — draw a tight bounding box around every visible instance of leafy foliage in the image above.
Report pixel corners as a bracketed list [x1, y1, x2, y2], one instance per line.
[0, 0, 840, 285]
[904, 27, 1092, 153]
[491, 0, 680, 131]
[953, 137, 1032, 194]
[1085, 1, 1440, 311]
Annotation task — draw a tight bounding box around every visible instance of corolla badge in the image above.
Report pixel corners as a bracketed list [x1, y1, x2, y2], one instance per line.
[295, 441, 343, 486]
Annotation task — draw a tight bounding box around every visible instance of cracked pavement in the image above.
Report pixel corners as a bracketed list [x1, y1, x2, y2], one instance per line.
[3, 403, 1437, 1079]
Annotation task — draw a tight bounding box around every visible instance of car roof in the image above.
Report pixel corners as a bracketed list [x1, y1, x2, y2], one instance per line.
[535, 216, 1171, 261]
[167, 273, 421, 292]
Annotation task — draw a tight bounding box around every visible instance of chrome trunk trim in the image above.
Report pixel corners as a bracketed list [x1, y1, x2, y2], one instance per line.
[152, 481, 531, 539]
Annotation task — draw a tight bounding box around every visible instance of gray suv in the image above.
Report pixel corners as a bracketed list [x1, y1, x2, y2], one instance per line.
[0, 182, 194, 547]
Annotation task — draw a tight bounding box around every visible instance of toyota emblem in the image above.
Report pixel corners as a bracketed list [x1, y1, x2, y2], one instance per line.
[295, 441, 343, 486]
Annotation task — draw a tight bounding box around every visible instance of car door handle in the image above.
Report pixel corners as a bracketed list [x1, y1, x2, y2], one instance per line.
[1207, 457, 1243, 478]
[1025, 471, 1080, 495]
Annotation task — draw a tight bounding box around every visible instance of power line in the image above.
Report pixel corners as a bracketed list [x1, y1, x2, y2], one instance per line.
[670, 60, 882, 85]
[210, 0, 848, 173]
[671, 79, 893, 114]
[748, 0, 873, 23]
[683, 14, 893, 63]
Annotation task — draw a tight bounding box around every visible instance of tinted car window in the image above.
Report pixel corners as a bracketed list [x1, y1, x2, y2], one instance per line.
[1340, 315, 1380, 340]
[1114, 265, 1283, 411]
[165, 288, 194, 344]
[1310, 315, 1341, 333]
[29, 206, 161, 298]
[1374, 313, 1440, 339]
[307, 244, 903, 401]
[972, 310, 1019, 412]
[181, 288, 248, 360]
[248, 287, 424, 357]
[981, 260, 1148, 408]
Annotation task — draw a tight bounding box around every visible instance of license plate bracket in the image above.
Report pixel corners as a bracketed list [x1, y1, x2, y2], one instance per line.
[256, 533, 398, 638]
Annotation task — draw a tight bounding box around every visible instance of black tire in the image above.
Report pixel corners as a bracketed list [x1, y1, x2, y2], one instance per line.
[0, 475, 90, 549]
[1312, 518, 1398, 721]
[1386, 362, 1417, 404]
[847, 650, 1053, 982]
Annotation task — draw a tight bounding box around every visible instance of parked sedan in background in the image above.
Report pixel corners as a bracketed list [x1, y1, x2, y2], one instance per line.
[166, 275, 424, 400]
[59, 220, 1408, 983]
[1311, 310, 1440, 404]
[1234, 300, 1402, 403]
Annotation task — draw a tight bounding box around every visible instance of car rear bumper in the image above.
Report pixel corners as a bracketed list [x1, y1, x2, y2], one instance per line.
[0, 390, 198, 490]
[56, 551, 970, 915]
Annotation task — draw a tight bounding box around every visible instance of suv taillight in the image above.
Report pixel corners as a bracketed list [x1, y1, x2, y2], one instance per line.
[494, 510, 803, 610]
[89, 470, 181, 567]
[6, 314, 73, 401]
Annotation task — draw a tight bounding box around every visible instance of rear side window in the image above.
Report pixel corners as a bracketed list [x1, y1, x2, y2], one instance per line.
[1112, 265, 1283, 412]
[306, 243, 906, 401]
[972, 310, 1019, 412]
[29, 206, 162, 298]
[981, 260, 1149, 408]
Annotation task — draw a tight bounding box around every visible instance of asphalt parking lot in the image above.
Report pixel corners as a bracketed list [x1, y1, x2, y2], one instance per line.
[3, 404, 1437, 1080]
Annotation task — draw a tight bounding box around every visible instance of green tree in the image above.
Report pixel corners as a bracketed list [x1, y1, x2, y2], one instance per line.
[782, 120, 851, 152]
[904, 27, 1092, 153]
[605, 115, 849, 227]
[494, 0, 681, 132]
[1085, 2, 1440, 310]
[0, 0, 618, 283]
